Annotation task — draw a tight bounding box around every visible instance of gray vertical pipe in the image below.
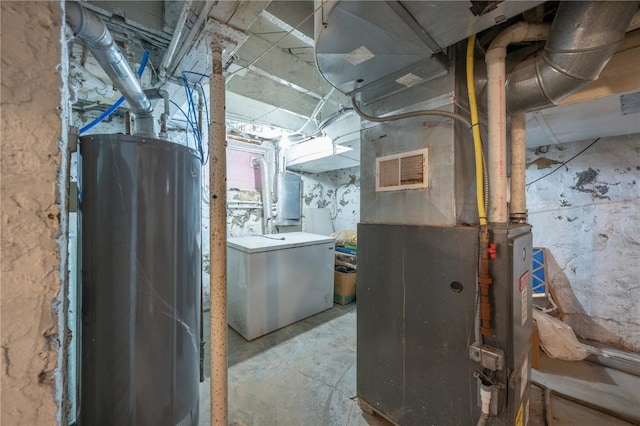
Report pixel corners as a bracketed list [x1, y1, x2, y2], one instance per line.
[209, 44, 228, 425]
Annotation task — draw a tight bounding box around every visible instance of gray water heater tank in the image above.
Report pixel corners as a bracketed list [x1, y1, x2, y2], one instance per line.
[79, 134, 201, 426]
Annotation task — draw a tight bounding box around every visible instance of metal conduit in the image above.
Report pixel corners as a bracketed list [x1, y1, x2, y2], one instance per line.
[66, 1, 155, 137]
[507, 1, 640, 113]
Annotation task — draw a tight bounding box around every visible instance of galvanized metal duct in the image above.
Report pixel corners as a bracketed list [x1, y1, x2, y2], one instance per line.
[507, 1, 640, 113]
[253, 157, 274, 235]
[66, 1, 155, 136]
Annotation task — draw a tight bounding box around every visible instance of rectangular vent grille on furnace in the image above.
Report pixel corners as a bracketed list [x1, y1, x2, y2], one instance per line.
[376, 148, 428, 192]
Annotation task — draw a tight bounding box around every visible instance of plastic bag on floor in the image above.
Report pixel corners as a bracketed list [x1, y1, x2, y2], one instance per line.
[533, 309, 601, 361]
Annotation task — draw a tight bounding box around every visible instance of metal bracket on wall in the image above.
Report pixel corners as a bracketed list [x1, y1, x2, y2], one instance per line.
[469, 343, 505, 371]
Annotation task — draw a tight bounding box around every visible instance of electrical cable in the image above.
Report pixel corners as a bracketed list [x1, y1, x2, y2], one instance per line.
[351, 97, 473, 129]
[525, 137, 601, 187]
[196, 82, 210, 128]
[80, 51, 149, 135]
[176, 72, 210, 163]
[181, 71, 205, 163]
[183, 70, 209, 80]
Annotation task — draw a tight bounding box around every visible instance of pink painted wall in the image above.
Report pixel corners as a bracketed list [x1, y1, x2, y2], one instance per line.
[226, 148, 263, 190]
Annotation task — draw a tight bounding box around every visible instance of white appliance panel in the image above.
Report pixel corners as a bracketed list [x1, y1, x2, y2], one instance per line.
[227, 232, 335, 340]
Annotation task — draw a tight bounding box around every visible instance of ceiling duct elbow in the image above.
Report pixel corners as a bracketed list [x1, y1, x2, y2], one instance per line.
[507, 1, 640, 113]
[66, 1, 155, 136]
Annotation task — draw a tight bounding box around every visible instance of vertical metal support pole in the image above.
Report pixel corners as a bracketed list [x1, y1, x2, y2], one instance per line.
[510, 112, 527, 223]
[209, 43, 228, 425]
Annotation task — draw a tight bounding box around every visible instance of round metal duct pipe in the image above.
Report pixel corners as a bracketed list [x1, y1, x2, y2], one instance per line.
[507, 1, 640, 112]
[66, 2, 155, 136]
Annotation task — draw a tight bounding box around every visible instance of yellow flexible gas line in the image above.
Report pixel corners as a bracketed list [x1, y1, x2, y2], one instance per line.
[466, 34, 487, 227]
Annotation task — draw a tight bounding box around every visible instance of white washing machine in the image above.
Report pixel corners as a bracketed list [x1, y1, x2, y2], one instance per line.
[227, 232, 335, 340]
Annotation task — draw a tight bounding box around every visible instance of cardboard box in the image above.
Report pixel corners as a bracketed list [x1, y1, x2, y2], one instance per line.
[334, 270, 356, 305]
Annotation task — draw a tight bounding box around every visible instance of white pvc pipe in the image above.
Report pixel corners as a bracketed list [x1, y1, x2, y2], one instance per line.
[209, 44, 228, 426]
[477, 385, 493, 426]
[486, 22, 549, 224]
[510, 112, 527, 223]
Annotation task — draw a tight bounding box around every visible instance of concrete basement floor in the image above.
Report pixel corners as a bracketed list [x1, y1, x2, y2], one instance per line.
[198, 304, 639, 425]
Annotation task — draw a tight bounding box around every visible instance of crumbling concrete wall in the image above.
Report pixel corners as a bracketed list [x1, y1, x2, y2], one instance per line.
[1, 2, 64, 424]
[301, 167, 360, 231]
[526, 133, 640, 352]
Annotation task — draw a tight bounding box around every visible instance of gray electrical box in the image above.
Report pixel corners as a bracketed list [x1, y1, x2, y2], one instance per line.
[276, 173, 303, 225]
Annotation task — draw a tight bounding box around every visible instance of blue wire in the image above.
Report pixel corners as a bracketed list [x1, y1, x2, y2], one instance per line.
[181, 74, 195, 135]
[170, 100, 199, 150]
[183, 75, 196, 126]
[195, 81, 210, 165]
[182, 70, 209, 79]
[79, 98, 125, 135]
[138, 50, 150, 75]
[183, 72, 200, 126]
[196, 81, 210, 128]
[180, 69, 211, 164]
[183, 80, 202, 155]
[171, 100, 195, 150]
[170, 99, 198, 134]
[80, 51, 150, 135]
[181, 71, 204, 163]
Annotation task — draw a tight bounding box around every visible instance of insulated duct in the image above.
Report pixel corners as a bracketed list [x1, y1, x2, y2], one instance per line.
[507, 1, 640, 113]
[66, 1, 155, 136]
[253, 157, 274, 235]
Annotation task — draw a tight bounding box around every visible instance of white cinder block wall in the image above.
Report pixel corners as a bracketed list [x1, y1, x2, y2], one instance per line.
[526, 133, 640, 351]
